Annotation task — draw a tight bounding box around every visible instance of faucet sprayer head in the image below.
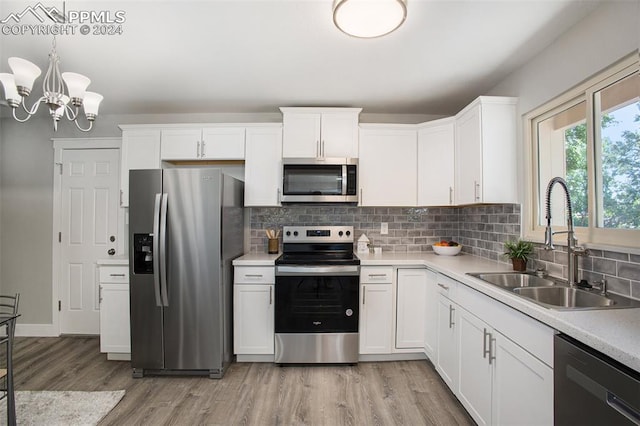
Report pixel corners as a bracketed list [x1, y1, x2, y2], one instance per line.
[544, 226, 554, 250]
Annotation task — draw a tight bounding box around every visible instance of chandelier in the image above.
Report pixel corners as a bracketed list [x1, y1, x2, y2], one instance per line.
[0, 37, 103, 132]
[333, 0, 407, 38]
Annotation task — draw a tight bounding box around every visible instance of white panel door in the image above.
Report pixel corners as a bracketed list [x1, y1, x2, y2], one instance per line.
[396, 269, 427, 349]
[418, 119, 455, 206]
[160, 128, 201, 160]
[492, 332, 553, 426]
[244, 127, 283, 206]
[436, 295, 459, 392]
[233, 284, 274, 354]
[202, 127, 245, 159]
[359, 283, 393, 354]
[458, 307, 493, 426]
[455, 105, 483, 204]
[60, 149, 120, 334]
[359, 127, 417, 206]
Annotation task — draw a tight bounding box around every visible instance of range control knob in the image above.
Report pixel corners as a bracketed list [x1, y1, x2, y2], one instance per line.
[286, 231, 291, 237]
[346, 230, 351, 236]
[339, 231, 344, 236]
[293, 231, 299, 236]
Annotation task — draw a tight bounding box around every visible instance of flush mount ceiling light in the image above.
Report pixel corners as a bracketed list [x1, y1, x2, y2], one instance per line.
[0, 37, 103, 132]
[333, 0, 407, 38]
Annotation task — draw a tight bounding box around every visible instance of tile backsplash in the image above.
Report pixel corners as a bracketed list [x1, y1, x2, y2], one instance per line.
[249, 203, 639, 299]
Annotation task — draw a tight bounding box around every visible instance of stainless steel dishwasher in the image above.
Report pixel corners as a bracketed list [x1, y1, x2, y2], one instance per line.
[555, 334, 640, 425]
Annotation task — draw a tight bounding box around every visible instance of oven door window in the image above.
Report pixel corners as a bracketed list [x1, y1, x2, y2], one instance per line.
[275, 275, 359, 333]
[283, 165, 343, 195]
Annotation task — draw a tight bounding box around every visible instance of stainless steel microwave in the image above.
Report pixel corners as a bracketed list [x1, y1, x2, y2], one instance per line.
[281, 158, 358, 203]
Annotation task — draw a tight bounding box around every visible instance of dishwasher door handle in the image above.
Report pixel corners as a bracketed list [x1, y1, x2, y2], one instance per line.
[607, 392, 640, 425]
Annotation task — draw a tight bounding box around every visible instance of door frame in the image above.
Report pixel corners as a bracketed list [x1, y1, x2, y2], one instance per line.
[51, 137, 122, 336]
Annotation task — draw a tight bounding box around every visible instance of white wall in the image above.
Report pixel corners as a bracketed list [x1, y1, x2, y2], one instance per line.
[486, 0, 640, 204]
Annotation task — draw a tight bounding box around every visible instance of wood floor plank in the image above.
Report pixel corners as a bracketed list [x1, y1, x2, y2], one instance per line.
[11, 336, 473, 425]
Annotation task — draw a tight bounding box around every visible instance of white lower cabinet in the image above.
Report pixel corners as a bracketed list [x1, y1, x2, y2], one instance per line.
[458, 307, 493, 425]
[233, 267, 275, 356]
[492, 332, 553, 426]
[437, 273, 554, 426]
[98, 264, 131, 359]
[423, 269, 438, 361]
[359, 267, 394, 354]
[395, 268, 427, 349]
[436, 292, 459, 392]
[458, 307, 553, 426]
[233, 284, 274, 355]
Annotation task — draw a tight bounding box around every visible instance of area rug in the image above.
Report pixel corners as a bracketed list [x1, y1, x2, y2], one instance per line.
[0, 390, 125, 426]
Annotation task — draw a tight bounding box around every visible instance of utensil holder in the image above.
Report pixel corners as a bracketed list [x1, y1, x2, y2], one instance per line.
[268, 238, 279, 254]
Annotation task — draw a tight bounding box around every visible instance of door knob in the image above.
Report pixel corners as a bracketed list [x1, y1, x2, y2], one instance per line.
[108, 248, 116, 256]
[110, 235, 116, 242]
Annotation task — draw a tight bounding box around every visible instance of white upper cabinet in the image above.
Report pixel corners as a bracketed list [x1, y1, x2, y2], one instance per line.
[359, 125, 417, 206]
[280, 107, 361, 158]
[161, 126, 245, 160]
[244, 126, 283, 207]
[418, 118, 455, 206]
[455, 96, 518, 205]
[119, 127, 162, 207]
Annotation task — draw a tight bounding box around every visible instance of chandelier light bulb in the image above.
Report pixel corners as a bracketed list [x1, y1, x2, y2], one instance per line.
[62, 72, 91, 106]
[333, 0, 407, 38]
[82, 92, 104, 120]
[0, 73, 21, 107]
[7, 57, 41, 96]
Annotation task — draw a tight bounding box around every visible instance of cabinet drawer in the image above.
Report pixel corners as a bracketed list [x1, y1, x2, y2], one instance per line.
[235, 266, 275, 284]
[436, 273, 458, 299]
[99, 266, 130, 283]
[360, 267, 393, 283]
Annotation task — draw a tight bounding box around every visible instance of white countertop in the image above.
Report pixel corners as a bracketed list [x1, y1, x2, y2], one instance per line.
[233, 253, 281, 266]
[96, 256, 129, 266]
[233, 251, 640, 372]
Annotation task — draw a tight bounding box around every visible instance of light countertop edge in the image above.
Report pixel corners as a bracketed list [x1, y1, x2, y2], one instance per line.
[96, 256, 129, 266]
[233, 251, 640, 372]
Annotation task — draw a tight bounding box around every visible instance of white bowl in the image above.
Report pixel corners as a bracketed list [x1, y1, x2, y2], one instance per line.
[432, 244, 462, 256]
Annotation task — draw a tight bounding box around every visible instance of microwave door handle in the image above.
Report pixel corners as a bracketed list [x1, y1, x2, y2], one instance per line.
[342, 165, 347, 196]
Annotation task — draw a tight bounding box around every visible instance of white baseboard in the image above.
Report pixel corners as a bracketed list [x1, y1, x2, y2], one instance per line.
[16, 323, 59, 337]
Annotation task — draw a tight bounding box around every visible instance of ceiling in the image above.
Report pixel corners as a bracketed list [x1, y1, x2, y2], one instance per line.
[0, 0, 604, 117]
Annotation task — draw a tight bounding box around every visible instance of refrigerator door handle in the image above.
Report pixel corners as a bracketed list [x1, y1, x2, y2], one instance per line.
[159, 193, 170, 306]
[152, 193, 163, 307]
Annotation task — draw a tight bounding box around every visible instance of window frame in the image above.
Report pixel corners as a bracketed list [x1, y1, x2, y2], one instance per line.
[523, 53, 640, 250]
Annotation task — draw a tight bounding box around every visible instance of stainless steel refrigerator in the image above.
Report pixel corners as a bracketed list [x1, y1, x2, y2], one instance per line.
[128, 168, 244, 379]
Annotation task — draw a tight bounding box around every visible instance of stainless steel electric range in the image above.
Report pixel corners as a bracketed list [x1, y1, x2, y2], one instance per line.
[274, 226, 360, 364]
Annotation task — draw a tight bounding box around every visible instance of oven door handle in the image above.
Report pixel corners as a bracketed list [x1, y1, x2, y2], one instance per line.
[276, 265, 360, 276]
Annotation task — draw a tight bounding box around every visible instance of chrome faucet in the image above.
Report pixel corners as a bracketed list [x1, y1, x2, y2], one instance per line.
[544, 177, 588, 286]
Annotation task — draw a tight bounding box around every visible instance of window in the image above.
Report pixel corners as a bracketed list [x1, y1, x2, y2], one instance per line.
[526, 54, 639, 248]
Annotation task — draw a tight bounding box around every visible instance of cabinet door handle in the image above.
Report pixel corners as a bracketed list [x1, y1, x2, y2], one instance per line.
[269, 286, 273, 305]
[483, 328, 491, 359]
[448, 305, 455, 328]
[360, 188, 363, 204]
[109, 273, 126, 277]
[197, 141, 201, 158]
[120, 189, 123, 206]
[437, 283, 450, 290]
[245, 274, 263, 278]
[321, 140, 325, 158]
[99, 285, 103, 304]
[277, 188, 281, 204]
[474, 180, 480, 201]
[362, 285, 366, 305]
[316, 140, 320, 158]
[201, 140, 206, 158]
[489, 336, 496, 365]
[368, 274, 387, 278]
[449, 186, 453, 205]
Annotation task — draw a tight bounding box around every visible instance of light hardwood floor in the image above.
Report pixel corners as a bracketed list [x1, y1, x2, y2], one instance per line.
[12, 336, 473, 425]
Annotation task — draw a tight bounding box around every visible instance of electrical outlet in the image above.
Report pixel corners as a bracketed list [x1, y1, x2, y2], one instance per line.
[380, 222, 388, 235]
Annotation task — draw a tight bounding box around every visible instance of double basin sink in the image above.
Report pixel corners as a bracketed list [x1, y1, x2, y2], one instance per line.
[467, 272, 640, 310]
